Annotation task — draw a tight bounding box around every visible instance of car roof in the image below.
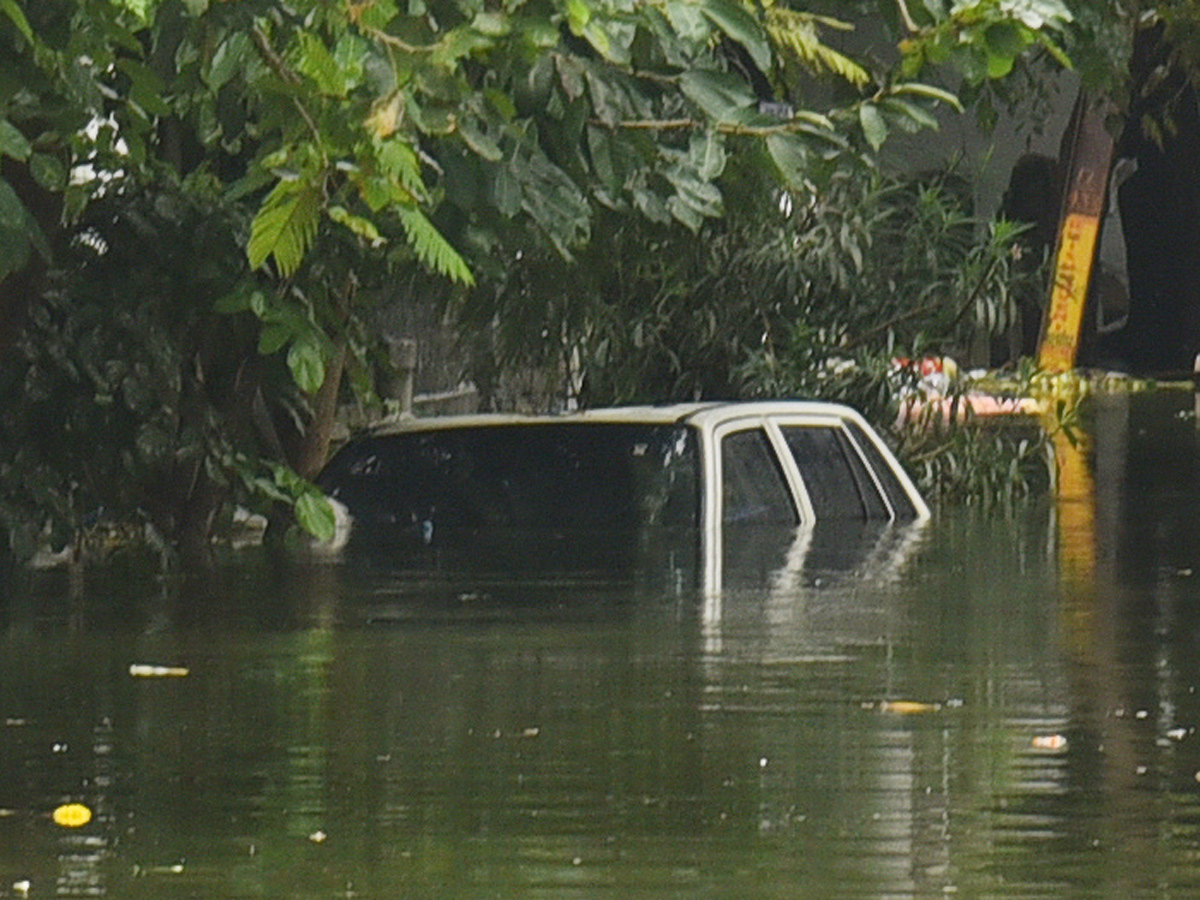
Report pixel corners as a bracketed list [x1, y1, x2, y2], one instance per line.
[365, 400, 866, 435]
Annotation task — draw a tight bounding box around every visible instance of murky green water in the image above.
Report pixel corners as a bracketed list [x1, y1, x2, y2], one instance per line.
[6, 391, 1200, 899]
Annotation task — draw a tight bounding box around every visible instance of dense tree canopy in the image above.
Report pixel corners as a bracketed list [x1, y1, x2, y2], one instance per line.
[0, 0, 1118, 558]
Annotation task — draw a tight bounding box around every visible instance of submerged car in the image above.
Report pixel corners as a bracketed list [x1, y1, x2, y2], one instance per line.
[317, 401, 928, 575]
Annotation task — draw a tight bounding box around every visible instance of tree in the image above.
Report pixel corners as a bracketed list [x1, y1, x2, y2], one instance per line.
[0, 0, 1075, 560]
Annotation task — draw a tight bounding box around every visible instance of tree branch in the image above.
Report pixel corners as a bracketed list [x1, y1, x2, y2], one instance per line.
[592, 117, 838, 139]
[249, 24, 324, 152]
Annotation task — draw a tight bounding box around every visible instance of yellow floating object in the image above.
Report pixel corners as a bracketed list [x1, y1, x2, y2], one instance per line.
[129, 664, 189, 678]
[52, 803, 92, 828]
[879, 700, 941, 715]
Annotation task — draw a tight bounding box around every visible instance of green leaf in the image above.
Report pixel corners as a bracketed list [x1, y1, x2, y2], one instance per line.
[0, 225, 30, 281]
[986, 50, 1015, 79]
[432, 23, 499, 68]
[765, 8, 868, 87]
[332, 34, 368, 92]
[248, 180, 322, 277]
[881, 98, 940, 132]
[511, 148, 591, 256]
[258, 322, 292, 355]
[375, 137, 426, 199]
[858, 103, 887, 151]
[358, 0, 399, 30]
[587, 125, 618, 191]
[395, 204, 475, 285]
[984, 21, 1026, 60]
[689, 130, 726, 181]
[295, 32, 346, 97]
[0, 179, 26, 229]
[679, 69, 756, 122]
[0, 120, 30, 161]
[583, 19, 635, 66]
[1033, 29, 1073, 70]
[664, 2, 711, 42]
[457, 117, 503, 161]
[214, 290, 250, 314]
[287, 338, 326, 394]
[889, 82, 964, 113]
[29, 153, 66, 191]
[699, 0, 771, 72]
[208, 31, 250, 89]
[115, 0, 153, 21]
[766, 133, 809, 186]
[0, 0, 32, 41]
[328, 205, 385, 245]
[665, 167, 723, 226]
[117, 59, 172, 116]
[565, 0, 591, 33]
[632, 186, 671, 224]
[492, 166, 522, 216]
[295, 492, 337, 541]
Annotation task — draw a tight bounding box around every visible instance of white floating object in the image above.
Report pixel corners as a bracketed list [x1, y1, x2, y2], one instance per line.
[129, 664, 189, 678]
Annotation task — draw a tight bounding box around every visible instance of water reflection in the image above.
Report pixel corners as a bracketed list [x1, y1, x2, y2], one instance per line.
[7, 391, 1200, 897]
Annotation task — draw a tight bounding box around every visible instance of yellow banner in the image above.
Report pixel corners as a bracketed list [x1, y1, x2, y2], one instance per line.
[1038, 212, 1100, 372]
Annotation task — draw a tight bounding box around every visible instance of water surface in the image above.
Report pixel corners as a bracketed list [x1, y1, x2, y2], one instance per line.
[4, 391, 1200, 899]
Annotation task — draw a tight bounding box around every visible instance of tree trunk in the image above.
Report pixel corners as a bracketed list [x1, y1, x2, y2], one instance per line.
[287, 336, 348, 481]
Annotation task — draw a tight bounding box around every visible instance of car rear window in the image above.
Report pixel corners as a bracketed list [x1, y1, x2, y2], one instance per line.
[320, 423, 700, 533]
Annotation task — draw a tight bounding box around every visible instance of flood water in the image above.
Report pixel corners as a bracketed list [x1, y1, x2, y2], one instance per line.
[5, 390, 1200, 899]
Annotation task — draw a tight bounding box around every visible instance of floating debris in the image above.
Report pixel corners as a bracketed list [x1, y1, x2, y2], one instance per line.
[13, 881, 29, 898]
[1031, 734, 1068, 751]
[129, 664, 189, 678]
[133, 863, 185, 876]
[877, 700, 941, 715]
[52, 803, 92, 828]
[1167, 727, 1189, 741]
[309, 830, 327, 844]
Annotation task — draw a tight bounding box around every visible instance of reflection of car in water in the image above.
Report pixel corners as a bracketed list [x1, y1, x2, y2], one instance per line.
[317, 401, 929, 595]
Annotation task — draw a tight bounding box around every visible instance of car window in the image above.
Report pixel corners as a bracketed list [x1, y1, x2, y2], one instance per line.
[843, 420, 919, 519]
[720, 428, 797, 525]
[319, 423, 700, 533]
[781, 426, 887, 519]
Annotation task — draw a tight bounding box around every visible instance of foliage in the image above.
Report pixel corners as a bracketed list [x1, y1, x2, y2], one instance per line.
[531, 167, 1032, 408]
[0, 0, 1106, 557]
[0, 173, 338, 560]
[900, 417, 1056, 506]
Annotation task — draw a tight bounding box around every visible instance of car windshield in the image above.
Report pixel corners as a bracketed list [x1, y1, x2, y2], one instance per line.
[319, 422, 701, 536]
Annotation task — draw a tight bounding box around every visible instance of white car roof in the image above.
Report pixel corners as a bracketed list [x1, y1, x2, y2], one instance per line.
[368, 400, 866, 435]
